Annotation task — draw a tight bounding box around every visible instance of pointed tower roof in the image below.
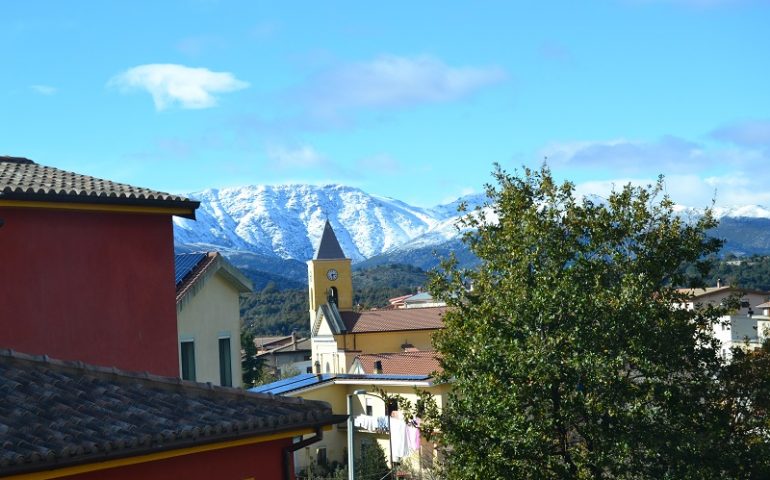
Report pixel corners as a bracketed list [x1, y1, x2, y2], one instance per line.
[314, 220, 346, 260]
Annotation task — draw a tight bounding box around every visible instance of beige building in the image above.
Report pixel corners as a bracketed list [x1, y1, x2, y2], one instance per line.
[255, 332, 312, 377]
[175, 252, 253, 387]
[254, 221, 448, 476]
[677, 284, 770, 358]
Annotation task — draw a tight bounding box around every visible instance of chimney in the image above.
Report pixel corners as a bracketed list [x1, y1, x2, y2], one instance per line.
[373, 360, 383, 374]
[717, 278, 722, 288]
[291, 331, 297, 350]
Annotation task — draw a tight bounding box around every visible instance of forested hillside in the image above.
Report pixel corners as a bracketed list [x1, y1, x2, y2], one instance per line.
[241, 264, 429, 336]
[707, 254, 770, 291]
[241, 255, 770, 337]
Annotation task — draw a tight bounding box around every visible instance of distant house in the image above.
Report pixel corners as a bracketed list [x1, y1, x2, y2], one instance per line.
[255, 333, 312, 377]
[677, 284, 770, 358]
[0, 349, 343, 480]
[175, 252, 253, 387]
[0, 156, 199, 376]
[387, 291, 444, 310]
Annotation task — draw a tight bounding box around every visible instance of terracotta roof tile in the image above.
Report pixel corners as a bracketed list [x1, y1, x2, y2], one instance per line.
[0, 349, 341, 476]
[354, 351, 442, 375]
[340, 307, 446, 333]
[0, 156, 199, 216]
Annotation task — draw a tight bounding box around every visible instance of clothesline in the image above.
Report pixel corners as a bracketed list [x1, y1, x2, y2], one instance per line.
[352, 414, 421, 460]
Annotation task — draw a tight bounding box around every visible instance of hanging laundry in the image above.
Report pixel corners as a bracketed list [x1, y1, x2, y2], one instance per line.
[406, 423, 420, 452]
[354, 414, 377, 431]
[389, 417, 411, 460]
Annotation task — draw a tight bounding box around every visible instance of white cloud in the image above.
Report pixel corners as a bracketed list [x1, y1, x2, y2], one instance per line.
[266, 145, 327, 169]
[711, 119, 770, 147]
[108, 64, 249, 110]
[543, 132, 770, 209]
[30, 84, 57, 95]
[541, 136, 705, 174]
[301, 55, 506, 117]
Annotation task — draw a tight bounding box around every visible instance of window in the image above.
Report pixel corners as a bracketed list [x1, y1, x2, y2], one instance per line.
[219, 337, 232, 387]
[316, 447, 327, 465]
[328, 287, 338, 305]
[181, 341, 196, 381]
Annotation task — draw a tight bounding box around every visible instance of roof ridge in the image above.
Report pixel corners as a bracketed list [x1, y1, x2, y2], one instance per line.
[0, 156, 35, 165]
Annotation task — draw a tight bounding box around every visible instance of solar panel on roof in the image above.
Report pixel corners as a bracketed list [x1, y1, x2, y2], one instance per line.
[174, 253, 207, 286]
[250, 373, 316, 393]
[249, 373, 433, 395]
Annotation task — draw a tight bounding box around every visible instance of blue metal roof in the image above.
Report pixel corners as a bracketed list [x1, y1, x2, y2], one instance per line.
[174, 253, 207, 287]
[250, 373, 432, 396]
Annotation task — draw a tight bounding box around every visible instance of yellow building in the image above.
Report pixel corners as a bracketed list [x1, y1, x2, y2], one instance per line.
[253, 221, 449, 477]
[175, 252, 253, 387]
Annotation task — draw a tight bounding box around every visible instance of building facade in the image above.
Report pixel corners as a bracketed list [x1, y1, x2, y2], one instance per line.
[0, 156, 198, 377]
[175, 252, 253, 387]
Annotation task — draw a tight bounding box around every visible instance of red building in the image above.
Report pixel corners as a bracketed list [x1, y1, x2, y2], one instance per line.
[0, 156, 199, 376]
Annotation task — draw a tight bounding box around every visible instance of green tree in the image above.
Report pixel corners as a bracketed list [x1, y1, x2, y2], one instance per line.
[430, 165, 766, 479]
[240, 329, 265, 387]
[356, 441, 390, 480]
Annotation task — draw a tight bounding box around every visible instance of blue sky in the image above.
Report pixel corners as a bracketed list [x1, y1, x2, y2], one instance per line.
[2, 0, 769, 207]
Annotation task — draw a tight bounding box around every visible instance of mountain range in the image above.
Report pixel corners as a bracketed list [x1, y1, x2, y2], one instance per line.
[173, 184, 770, 289]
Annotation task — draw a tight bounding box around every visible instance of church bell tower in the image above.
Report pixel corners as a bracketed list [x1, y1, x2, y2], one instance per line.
[308, 220, 353, 322]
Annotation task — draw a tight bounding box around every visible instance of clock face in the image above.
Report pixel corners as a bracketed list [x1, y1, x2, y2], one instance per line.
[326, 269, 339, 281]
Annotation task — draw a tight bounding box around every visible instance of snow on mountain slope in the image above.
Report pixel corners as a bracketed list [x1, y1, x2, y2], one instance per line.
[174, 184, 468, 262]
[175, 182, 770, 267]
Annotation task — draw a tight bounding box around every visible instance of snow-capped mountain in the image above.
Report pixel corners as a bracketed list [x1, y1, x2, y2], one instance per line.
[174, 184, 770, 286]
[673, 204, 770, 220]
[173, 184, 483, 264]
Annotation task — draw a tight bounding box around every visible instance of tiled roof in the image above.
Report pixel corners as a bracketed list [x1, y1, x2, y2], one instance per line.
[254, 335, 292, 348]
[675, 286, 733, 297]
[354, 351, 442, 376]
[676, 286, 769, 298]
[341, 307, 446, 333]
[0, 156, 199, 217]
[0, 349, 341, 476]
[314, 220, 346, 260]
[255, 335, 311, 356]
[175, 252, 253, 305]
[270, 338, 312, 354]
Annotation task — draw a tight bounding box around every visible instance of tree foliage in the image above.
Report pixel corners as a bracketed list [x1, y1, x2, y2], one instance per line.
[240, 329, 266, 388]
[430, 165, 769, 479]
